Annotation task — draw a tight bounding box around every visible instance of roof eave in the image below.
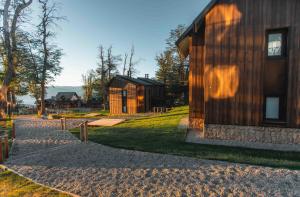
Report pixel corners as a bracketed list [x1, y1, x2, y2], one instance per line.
[176, 0, 219, 57]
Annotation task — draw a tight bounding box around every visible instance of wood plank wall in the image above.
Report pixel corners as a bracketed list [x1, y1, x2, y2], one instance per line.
[109, 78, 124, 114]
[126, 83, 137, 114]
[190, 0, 300, 128]
[137, 85, 145, 113]
[189, 32, 205, 129]
[109, 79, 137, 115]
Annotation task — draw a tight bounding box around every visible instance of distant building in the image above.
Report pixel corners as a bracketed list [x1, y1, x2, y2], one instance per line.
[108, 75, 165, 114]
[45, 92, 82, 109]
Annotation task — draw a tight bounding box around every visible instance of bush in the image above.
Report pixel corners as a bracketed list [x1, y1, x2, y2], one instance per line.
[49, 114, 62, 119]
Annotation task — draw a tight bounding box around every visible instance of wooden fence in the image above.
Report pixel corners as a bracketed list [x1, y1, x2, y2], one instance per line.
[59, 118, 89, 144]
[0, 121, 15, 163]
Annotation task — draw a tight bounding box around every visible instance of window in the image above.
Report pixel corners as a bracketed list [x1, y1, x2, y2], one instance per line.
[122, 90, 127, 113]
[265, 97, 280, 119]
[268, 33, 282, 57]
[122, 90, 127, 96]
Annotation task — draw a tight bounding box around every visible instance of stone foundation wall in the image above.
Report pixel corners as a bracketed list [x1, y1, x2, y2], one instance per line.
[204, 124, 300, 145]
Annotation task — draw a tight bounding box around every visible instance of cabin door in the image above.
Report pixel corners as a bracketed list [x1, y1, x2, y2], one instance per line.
[122, 90, 127, 113]
[264, 29, 288, 122]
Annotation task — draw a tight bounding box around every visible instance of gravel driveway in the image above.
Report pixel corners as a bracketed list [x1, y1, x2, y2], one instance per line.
[5, 119, 300, 197]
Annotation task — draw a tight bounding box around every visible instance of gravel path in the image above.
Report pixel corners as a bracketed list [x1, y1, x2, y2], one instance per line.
[5, 119, 300, 197]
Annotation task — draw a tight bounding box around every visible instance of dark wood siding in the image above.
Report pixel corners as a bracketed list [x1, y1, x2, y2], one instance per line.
[190, 0, 300, 128]
[109, 77, 162, 114]
[189, 31, 205, 129]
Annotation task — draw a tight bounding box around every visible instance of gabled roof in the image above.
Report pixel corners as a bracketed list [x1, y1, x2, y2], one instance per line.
[137, 78, 164, 86]
[176, 0, 219, 57]
[113, 75, 152, 86]
[109, 75, 165, 87]
[56, 92, 79, 101]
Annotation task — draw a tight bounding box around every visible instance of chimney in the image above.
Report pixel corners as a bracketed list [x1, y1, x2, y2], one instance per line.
[145, 74, 149, 79]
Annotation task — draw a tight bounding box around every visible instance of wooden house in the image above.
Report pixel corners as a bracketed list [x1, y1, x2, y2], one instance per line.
[177, 0, 300, 146]
[55, 92, 82, 108]
[109, 75, 165, 114]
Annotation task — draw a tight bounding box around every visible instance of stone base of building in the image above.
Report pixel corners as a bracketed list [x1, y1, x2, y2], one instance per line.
[186, 124, 300, 152]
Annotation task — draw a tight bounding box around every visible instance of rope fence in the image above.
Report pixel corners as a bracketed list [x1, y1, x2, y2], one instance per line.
[60, 118, 89, 144]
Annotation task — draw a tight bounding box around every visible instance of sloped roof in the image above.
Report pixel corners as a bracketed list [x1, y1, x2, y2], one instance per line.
[56, 92, 79, 100]
[176, 0, 219, 57]
[137, 78, 164, 86]
[114, 75, 152, 86]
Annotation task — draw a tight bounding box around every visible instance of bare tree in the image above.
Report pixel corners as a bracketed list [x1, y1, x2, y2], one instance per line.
[106, 46, 121, 80]
[37, 0, 64, 116]
[95, 45, 107, 106]
[122, 53, 128, 75]
[0, 0, 33, 117]
[127, 45, 139, 78]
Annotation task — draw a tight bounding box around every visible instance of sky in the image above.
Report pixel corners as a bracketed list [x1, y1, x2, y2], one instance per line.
[30, 0, 210, 86]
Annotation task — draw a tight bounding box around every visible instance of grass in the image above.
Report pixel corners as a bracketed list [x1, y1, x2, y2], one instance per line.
[0, 167, 71, 197]
[70, 106, 300, 170]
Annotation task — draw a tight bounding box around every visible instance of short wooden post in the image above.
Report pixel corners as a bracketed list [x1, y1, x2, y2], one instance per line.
[84, 121, 88, 143]
[63, 118, 67, 130]
[12, 121, 16, 139]
[4, 135, 9, 159]
[0, 137, 3, 163]
[80, 123, 84, 142]
[60, 118, 64, 130]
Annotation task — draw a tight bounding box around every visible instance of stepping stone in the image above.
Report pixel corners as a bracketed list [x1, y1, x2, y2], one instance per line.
[88, 119, 125, 127]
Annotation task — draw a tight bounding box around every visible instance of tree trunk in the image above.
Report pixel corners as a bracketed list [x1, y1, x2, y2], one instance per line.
[0, 0, 33, 118]
[40, 3, 48, 117]
[40, 81, 46, 115]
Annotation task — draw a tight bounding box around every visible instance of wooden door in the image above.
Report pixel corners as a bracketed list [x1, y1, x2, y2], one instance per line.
[264, 29, 288, 122]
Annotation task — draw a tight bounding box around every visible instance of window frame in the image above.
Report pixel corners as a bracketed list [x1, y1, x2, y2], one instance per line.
[266, 29, 288, 59]
[264, 96, 280, 120]
[263, 95, 287, 122]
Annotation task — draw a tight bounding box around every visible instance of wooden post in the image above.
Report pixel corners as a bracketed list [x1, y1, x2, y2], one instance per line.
[60, 118, 64, 130]
[63, 118, 67, 130]
[84, 121, 88, 143]
[4, 135, 8, 159]
[0, 137, 3, 163]
[80, 123, 84, 142]
[12, 121, 16, 139]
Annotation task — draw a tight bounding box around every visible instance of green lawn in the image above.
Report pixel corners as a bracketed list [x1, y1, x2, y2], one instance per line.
[0, 167, 71, 197]
[70, 106, 300, 169]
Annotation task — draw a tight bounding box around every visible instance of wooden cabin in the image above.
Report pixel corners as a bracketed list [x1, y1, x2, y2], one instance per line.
[55, 92, 82, 108]
[109, 75, 165, 114]
[177, 0, 300, 146]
